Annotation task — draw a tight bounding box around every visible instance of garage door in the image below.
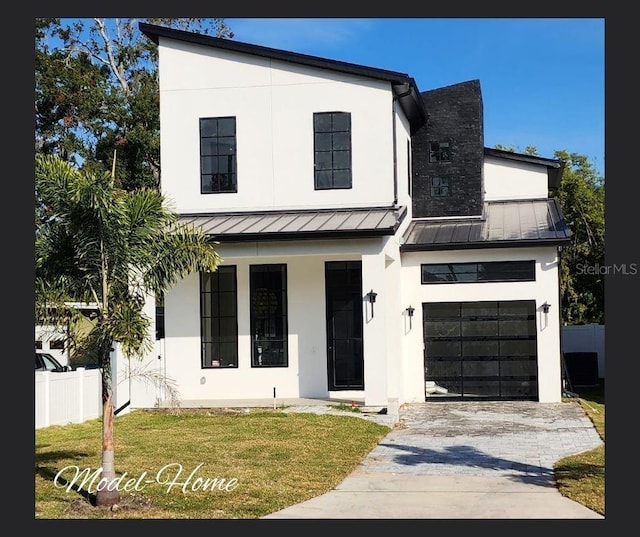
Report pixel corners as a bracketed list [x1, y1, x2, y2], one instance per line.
[423, 300, 538, 400]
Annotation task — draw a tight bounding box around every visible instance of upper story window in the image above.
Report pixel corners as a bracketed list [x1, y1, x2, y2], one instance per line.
[429, 140, 451, 163]
[430, 176, 450, 197]
[200, 117, 237, 194]
[421, 261, 536, 284]
[313, 112, 352, 190]
[407, 139, 412, 196]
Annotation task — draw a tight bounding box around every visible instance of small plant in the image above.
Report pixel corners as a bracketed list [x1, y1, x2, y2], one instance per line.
[330, 402, 361, 413]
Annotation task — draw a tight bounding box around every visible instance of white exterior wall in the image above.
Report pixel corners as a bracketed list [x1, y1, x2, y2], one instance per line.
[158, 39, 402, 213]
[163, 238, 389, 403]
[400, 246, 563, 403]
[394, 106, 413, 216]
[483, 156, 549, 201]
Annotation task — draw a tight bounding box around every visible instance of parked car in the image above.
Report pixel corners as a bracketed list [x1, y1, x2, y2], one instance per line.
[35, 352, 71, 372]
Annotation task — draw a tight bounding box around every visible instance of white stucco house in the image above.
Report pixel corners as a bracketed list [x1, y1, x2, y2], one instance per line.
[129, 23, 571, 409]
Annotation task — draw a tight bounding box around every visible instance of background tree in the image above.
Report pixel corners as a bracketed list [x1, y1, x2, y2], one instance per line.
[494, 144, 605, 324]
[554, 150, 605, 325]
[35, 154, 221, 507]
[35, 18, 233, 191]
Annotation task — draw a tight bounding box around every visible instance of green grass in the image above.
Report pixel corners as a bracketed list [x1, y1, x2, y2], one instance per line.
[554, 383, 605, 516]
[35, 408, 389, 519]
[36, 389, 606, 518]
[329, 402, 361, 413]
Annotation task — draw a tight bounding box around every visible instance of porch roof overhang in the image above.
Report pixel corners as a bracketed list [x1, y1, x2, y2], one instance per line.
[180, 206, 407, 242]
[401, 198, 572, 252]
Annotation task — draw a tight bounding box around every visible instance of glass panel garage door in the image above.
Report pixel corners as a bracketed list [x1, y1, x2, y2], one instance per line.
[423, 301, 538, 400]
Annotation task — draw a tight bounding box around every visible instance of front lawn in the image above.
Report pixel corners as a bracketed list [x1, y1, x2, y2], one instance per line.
[35, 408, 389, 519]
[554, 384, 605, 516]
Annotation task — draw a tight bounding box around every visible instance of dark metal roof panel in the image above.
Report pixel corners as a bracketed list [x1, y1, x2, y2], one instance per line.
[401, 199, 571, 251]
[179, 206, 406, 241]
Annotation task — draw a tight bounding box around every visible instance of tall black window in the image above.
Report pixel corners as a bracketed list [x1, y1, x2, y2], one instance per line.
[421, 261, 536, 284]
[314, 112, 352, 189]
[429, 140, 451, 162]
[200, 266, 238, 368]
[250, 264, 288, 367]
[200, 117, 237, 193]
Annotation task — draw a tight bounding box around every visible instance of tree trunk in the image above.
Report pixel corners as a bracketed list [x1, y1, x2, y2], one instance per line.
[95, 393, 120, 506]
[95, 369, 120, 506]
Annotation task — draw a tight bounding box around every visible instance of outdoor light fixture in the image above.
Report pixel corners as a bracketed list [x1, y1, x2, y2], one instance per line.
[406, 305, 415, 329]
[367, 290, 378, 318]
[542, 302, 551, 314]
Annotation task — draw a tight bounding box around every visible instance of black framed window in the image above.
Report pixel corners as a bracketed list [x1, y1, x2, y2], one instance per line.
[430, 177, 449, 197]
[407, 139, 412, 196]
[200, 117, 237, 193]
[200, 266, 238, 368]
[250, 264, 288, 367]
[314, 112, 352, 189]
[422, 261, 536, 284]
[429, 140, 451, 162]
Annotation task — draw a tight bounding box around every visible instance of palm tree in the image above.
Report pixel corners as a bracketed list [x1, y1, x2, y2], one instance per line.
[35, 154, 220, 507]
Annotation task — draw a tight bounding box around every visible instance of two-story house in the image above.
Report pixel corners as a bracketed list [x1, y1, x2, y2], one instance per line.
[133, 22, 571, 409]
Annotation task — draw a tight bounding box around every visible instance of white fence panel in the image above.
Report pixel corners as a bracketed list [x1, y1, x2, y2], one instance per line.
[562, 323, 605, 378]
[35, 368, 102, 429]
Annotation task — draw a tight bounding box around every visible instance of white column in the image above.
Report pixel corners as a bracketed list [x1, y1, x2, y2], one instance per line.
[362, 250, 388, 406]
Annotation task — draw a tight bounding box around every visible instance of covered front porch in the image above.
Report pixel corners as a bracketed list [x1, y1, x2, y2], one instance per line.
[156, 230, 404, 408]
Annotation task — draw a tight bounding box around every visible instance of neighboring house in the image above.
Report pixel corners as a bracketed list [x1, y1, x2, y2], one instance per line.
[35, 302, 101, 367]
[135, 23, 571, 407]
[35, 325, 69, 366]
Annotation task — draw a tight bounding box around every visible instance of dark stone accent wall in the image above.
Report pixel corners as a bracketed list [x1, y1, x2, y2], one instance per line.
[412, 80, 484, 217]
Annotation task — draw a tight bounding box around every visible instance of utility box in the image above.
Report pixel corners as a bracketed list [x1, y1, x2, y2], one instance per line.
[563, 352, 599, 387]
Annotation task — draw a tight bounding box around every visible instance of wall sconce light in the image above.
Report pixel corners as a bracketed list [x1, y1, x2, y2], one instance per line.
[406, 305, 415, 329]
[542, 302, 551, 314]
[367, 290, 377, 318]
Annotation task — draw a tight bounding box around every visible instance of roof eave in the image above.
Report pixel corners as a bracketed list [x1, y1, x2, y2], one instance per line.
[210, 228, 399, 243]
[140, 22, 427, 133]
[400, 237, 572, 252]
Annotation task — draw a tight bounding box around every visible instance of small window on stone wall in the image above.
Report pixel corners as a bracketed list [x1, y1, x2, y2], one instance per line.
[430, 177, 450, 197]
[429, 140, 451, 162]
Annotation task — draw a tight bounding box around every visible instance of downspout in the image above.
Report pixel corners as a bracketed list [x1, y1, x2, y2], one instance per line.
[392, 83, 413, 207]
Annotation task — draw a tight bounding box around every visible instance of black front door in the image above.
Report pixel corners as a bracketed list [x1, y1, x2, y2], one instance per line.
[325, 261, 364, 390]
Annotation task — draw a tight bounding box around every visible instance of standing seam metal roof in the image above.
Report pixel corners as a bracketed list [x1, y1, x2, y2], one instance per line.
[179, 206, 407, 241]
[401, 199, 571, 251]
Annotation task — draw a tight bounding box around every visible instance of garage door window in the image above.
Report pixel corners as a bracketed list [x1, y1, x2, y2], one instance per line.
[424, 300, 538, 400]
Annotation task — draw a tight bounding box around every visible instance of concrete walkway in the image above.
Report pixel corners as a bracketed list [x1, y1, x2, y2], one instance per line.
[264, 401, 604, 519]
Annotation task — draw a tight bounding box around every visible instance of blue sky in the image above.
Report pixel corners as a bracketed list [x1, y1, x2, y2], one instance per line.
[225, 18, 605, 176]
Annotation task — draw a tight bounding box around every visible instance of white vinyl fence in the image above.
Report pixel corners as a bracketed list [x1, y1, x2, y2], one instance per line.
[35, 339, 165, 429]
[35, 368, 102, 429]
[562, 323, 605, 379]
